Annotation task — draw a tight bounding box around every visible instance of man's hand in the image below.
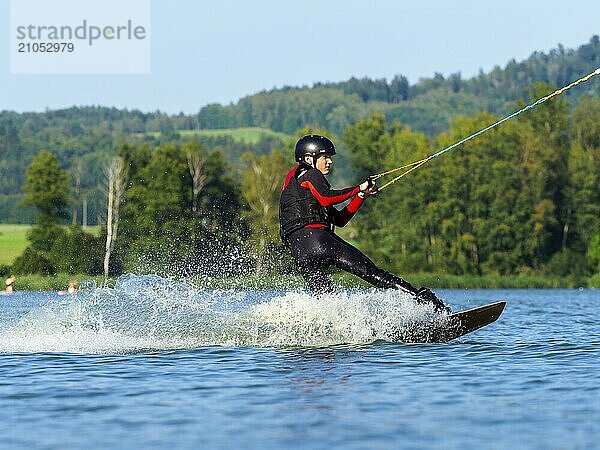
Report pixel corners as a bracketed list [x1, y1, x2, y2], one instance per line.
[359, 177, 379, 197]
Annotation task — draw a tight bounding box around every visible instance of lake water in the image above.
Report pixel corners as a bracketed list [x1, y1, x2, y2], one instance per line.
[0, 275, 598, 449]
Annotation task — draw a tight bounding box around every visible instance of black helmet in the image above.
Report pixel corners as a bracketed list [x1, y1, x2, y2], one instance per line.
[294, 134, 336, 163]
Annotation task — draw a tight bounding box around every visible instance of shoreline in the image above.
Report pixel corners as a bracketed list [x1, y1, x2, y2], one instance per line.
[3, 272, 599, 292]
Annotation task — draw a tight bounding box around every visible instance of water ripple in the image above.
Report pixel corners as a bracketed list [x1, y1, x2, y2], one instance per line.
[0, 279, 598, 449]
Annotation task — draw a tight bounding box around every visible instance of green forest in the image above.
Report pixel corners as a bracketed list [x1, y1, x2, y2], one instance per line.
[1, 37, 600, 284]
[197, 36, 600, 136]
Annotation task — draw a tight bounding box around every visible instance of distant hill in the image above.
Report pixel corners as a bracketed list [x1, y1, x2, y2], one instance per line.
[198, 36, 600, 136]
[1, 36, 599, 224]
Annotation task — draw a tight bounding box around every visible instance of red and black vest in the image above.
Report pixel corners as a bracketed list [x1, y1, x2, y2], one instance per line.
[279, 165, 333, 240]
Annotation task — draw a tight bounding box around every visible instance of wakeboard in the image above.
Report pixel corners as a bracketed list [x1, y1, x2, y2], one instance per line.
[388, 301, 506, 343]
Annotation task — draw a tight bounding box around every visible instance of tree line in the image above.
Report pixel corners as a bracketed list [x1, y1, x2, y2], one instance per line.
[8, 139, 291, 278]
[198, 36, 600, 135]
[6, 92, 600, 280]
[345, 88, 600, 279]
[2, 36, 599, 228]
[0, 108, 285, 224]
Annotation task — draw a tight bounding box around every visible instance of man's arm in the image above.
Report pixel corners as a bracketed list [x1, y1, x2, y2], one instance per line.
[299, 169, 359, 207]
[333, 194, 364, 227]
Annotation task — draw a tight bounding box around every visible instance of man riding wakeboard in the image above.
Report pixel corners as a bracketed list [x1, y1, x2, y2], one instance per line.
[279, 134, 451, 314]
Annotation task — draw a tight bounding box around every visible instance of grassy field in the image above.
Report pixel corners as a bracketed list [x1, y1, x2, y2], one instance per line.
[0, 224, 30, 265]
[0, 224, 100, 266]
[139, 127, 290, 144]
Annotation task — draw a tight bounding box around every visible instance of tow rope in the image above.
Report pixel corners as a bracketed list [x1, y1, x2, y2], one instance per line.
[372, 68, 600, 191]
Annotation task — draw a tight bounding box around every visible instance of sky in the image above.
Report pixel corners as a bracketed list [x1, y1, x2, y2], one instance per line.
[1, 0, 599, 114]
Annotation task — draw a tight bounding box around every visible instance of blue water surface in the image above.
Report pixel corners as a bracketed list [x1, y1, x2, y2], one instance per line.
[0, 278, 598, 449]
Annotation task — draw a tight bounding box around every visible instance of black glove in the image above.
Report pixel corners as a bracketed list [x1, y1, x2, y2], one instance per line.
[362, 176, 379, 196]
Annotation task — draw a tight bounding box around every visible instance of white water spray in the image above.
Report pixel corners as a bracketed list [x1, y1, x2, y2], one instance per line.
[0, 274, 448, 353]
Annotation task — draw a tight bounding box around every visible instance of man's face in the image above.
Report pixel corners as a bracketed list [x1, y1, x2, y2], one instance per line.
[311, 154, 333, 174]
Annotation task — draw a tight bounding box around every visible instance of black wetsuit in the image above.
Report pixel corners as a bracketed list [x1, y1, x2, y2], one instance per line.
[279, 164, 450, 313]
[287, 226, 422, 294]
[280, 165, 420, 294]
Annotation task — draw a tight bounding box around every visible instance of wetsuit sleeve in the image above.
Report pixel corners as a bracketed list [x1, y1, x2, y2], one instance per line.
[299, 169, 360, 207]
[333, 195, 364, 227]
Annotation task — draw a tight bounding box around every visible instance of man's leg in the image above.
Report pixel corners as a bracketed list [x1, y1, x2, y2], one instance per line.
[328, 233, 451, 313]
[287, 228, 335, 294]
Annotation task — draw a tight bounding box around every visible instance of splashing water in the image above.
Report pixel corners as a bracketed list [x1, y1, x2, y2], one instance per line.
[0, 274, 449, 353]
